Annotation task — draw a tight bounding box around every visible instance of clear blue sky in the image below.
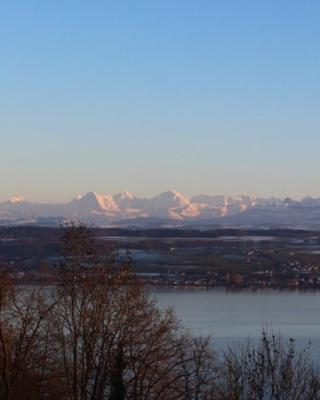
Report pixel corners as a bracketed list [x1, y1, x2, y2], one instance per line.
[1, 1, 319, 202]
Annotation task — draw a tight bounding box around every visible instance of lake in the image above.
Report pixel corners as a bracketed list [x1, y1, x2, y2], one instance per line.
[151, 288, 320, 353]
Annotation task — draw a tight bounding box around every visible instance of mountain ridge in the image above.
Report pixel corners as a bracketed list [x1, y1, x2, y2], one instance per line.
[1, 191, 320, 227]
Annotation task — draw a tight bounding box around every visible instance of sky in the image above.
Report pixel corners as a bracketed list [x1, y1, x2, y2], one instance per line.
[0, 1, 319, 202]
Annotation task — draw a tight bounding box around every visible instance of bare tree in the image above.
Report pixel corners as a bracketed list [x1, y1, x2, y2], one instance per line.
[219, 330, 320, 400]
[0, 270, 60, 400]
[170, 335, 218, 400]
[51, 224, 195, 400]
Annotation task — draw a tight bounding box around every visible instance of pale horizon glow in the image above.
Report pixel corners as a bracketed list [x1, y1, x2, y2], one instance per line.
[1, 1, 319, 202]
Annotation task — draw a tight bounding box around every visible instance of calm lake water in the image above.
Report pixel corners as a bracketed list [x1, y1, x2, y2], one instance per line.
[151, 288, 320, 353]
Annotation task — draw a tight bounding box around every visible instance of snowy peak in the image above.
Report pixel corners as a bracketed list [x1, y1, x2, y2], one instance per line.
[73, 192, 119, 213]
[151, 190, 190, 208]
[2, 191, 320, 226]
[143, 191, 191, 220]
[9, 194, 25, 204]
[73, 192, 105, 209]
[114, 191, 135, 201]
[113, 191, 138, 209]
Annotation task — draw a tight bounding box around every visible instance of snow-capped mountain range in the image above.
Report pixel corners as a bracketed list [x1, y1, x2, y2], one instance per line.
[1, 190, 320, 227]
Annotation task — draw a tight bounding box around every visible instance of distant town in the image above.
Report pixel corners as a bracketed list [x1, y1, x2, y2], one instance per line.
[1, 226, 320, 290]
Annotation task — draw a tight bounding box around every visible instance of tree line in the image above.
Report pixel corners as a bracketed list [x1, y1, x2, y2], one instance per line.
[0, 224, 319, 400]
